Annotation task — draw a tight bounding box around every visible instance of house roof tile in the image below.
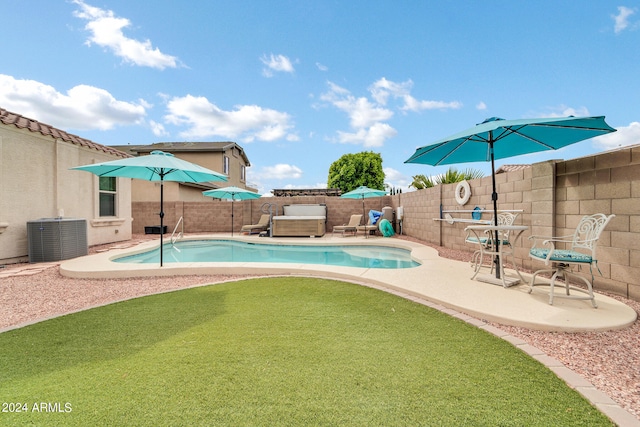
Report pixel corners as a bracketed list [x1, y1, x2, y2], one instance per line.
[495, 164, 531, 174]
[0, 107, 130, 159]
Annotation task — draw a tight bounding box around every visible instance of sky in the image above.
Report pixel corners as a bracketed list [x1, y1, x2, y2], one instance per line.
[1, 1, 639, 195]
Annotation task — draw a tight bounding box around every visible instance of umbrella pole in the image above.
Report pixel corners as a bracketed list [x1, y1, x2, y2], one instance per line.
[490, 140, 500, 279]
[362, 197, 367, 239]
[159, 177, 164, 267]
[231, 198, 234, 237]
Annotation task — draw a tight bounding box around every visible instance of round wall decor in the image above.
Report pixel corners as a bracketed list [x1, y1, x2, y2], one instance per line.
[455, 180, 471, 205]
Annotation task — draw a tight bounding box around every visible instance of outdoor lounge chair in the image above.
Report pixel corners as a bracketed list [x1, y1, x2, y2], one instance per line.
[241, 214, 270, 235]
[528, 213, 615, 308]
[332, 214, 362, 237]
[356, 219, 379, 236]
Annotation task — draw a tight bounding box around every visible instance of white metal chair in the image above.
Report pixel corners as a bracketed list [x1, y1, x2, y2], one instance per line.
[528, 213, 615, 308]
[465, 212, 519, 279]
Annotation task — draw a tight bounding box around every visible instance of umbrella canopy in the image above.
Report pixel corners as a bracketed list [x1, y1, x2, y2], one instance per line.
[341, 186, 388, 237]
[202, 186, 261, 236]
[405, 115, 616, 278]
[72, 150, 227, 266]
[405, 116, 616, 166]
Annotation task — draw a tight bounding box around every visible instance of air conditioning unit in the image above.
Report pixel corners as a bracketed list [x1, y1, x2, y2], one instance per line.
[27, 218, 88, 263]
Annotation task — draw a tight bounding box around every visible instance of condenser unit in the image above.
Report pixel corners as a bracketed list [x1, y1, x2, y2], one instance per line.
[27, 218, 88, 263]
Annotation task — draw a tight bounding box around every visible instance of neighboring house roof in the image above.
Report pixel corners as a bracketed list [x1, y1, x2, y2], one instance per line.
[495, 164, 531, 174]
[118, 141, 251, 166]
[0, 107, 129, 158]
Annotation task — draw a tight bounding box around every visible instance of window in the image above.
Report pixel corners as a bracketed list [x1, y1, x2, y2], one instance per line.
[99, 177, 116, 217]
[223, 156, 230, 175]
[240, 165, 246, 181]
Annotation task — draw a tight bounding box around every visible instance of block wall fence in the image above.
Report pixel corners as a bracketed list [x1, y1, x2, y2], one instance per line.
[132, 144, 640, 301]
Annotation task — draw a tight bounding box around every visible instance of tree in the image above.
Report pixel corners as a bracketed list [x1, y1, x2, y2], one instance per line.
[327, 152, 385, 193]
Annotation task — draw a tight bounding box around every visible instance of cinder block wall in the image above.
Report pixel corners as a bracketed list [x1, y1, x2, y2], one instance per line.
[553, 146, 640, 301]
[132, 145, 640, 301]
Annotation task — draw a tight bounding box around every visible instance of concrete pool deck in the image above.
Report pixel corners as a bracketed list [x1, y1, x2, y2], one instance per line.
[60, 233, 637, 333]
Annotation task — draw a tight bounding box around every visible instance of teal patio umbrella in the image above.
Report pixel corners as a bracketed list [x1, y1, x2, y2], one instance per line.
[72, 150, 227, 266]
[341, 186, 388, 238]
[202, 186, 261, 236]
[405, 115, 616, 278]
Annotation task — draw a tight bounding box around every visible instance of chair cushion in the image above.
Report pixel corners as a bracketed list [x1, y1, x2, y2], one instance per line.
[530, 248, 592, 263]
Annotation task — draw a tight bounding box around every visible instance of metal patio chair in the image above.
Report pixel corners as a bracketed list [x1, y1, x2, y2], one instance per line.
[465, 212, 519, 278]
[528, 213, 615, 308]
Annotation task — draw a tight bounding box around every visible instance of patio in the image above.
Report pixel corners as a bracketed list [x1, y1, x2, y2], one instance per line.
[58, 233, 637, 333]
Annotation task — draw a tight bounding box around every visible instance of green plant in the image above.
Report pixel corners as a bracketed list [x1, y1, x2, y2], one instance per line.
[435, 167, 485, 184]
[409, 174, 435, 190]
[410, 168, 483, 190]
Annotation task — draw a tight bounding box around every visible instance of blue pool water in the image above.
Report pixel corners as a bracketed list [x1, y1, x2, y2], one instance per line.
[114, 240, 420, 269]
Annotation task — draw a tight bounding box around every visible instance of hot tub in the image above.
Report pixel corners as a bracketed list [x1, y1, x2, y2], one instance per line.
[272, 216, 326, 237]
[271, 204, 327, 237]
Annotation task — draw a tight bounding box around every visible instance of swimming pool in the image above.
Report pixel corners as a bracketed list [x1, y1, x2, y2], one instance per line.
[114, 240, 420, 269]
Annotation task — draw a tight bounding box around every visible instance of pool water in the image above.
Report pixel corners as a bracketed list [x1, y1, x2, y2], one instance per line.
[114, 240, 420, 269]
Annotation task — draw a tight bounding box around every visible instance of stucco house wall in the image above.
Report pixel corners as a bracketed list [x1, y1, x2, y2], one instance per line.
[122, 142, 256, 233]
[0, 108, 132, 264]
[117, 142, 256, 210]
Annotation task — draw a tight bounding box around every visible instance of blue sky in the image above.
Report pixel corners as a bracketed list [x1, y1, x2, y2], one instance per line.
[2, 1, 639, 194]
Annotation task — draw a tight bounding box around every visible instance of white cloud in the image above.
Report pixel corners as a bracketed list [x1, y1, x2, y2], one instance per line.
[260, 54, 295, 77]
[401, 96, 462, 112]
[149, 120, 169, 137]
[612, 6, 636, 34]
[532, 105, 591, 118]
[593, 122, 640, 150]
[72, 0, 181, 69]
[258, 164, 303, 180]
[337, 123, 397, 148]
[0, 74, 147, 130]
[320, 81, 396, 146]
[164, 95, 296, 142]
[383, 167, 405, 182]
[315, 62, 328, 71]
[335, 96, 394, 129]
[321, 78, 460, 148]
[369, 78, 412, 105]
[281, 182, 328, 190]
[247, 167, 314, 195]
[383, 167, 413, 192]
[369, 78, 462, 112]
[476, 101, 487, 110]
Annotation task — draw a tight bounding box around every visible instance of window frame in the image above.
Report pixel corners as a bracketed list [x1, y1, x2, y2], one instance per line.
[98, 176, 117, 217]
[223, 155, 230, 175]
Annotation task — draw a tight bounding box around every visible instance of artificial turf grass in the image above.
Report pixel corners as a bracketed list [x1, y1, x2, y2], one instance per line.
[0, 277, 613, 426]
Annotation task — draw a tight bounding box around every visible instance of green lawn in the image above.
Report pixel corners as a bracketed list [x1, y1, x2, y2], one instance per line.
[0, 277, 612, 426]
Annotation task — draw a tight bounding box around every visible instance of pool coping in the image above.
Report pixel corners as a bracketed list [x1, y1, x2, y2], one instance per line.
[60, 234, 637, 333]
